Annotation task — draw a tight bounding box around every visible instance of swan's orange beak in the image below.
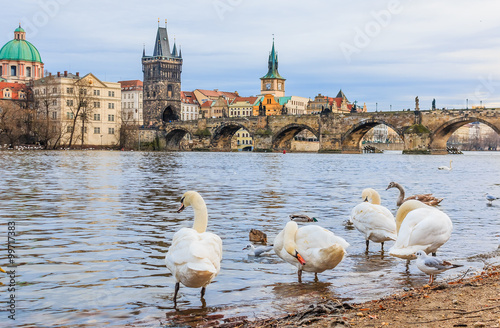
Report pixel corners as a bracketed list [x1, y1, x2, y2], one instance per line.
[177, 203, 185, 213]
[295, 252, 306, 265]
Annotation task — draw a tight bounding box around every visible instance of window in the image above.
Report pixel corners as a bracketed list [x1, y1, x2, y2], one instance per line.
[52, 87, 57, 94]
[108, 114, 115, 121]
[0, 66, 2, 76]
[66, 100, 74, 106]
[66, 112, 74, 119]
[94, 113, 101, 121]
[108, 127, 115, 134]
[26, 67, 31, 77]
[94, 102, 100, 108]
[93, 89, 100, 96]
[52, 100, 57, 106]
[10, 66, 16, 76]
[66, 88, 73, 94]
[94, 127, 101, 134]
[79, 88, 87, 95]
[108, 91, 115, 97]
[108, 103, 114, 109]
[52, 112, 57, 119]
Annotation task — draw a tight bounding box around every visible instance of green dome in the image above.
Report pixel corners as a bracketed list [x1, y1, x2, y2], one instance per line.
[0, 39, 42, 63]
[15, 26, 25, 33]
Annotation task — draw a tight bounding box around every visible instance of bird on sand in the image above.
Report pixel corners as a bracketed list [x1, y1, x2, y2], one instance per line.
[386, 182, 443, 207]
[289, 214, 318, 222]
[165, 191, 223, 305]
[485, 193, 499, 205]
[415, 250, 462, 284]
[438, 160, 452, 171]
[243, 244, 274, 256]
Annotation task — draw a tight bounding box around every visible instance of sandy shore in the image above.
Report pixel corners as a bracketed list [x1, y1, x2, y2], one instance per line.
[188, 265, 500, 328]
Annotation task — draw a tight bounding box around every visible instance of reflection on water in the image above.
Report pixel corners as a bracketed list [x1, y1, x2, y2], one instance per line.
[0, 150, 499, 327]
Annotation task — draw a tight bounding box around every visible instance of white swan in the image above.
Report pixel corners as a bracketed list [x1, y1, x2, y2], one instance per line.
[274, 221, 349, 282]
[350, 188, 397, 251]
[165, 191, 223, 304]
[438, 160, 452, 171]
[389, 200, 452, 260]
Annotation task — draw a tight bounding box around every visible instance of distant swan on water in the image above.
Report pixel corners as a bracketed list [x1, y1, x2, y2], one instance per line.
[438, 160, 452, 171]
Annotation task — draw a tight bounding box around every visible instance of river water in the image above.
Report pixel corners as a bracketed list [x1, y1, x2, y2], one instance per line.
[0, 150, 499, 327]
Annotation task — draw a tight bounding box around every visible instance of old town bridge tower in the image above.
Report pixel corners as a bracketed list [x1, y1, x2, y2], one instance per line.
[142, 21, 182, 125]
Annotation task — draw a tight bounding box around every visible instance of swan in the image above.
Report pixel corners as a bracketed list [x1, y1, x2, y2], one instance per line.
[386, 182, 443, 206]
[350, 188, 397, 251]
[289, 214, 318, 222]
[415, 250, 462, 284]
[165, 191, 223, 304]
[274, 221, 349, 282]
[243, 244, 274, 256]
[389, 200, 452, 260]
[438, 160, 452, 171]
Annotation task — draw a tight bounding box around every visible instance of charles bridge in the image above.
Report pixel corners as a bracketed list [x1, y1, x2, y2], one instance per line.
[147, 108, 500, 154]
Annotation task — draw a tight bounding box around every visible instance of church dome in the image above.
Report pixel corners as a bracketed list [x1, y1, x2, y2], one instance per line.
[0, 26, 42, 63]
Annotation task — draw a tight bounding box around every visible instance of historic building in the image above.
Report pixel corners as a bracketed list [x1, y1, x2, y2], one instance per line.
[0, 25, 44, 83]
[253, 94, 285, 116]
[229, 96, 260, 117]
[119, 80, 143, 125]
[180, 91, 200, 121]
[142, 21, 182, 126]
[260, 39, 285, 98]
[33, 71, 121, 148]
[306, 90, 366, 114]
[192, 89, 239, 107]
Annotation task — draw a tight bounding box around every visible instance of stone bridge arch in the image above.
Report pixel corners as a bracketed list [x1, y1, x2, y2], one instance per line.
[430, 116, 500, 150]
[342, 119, 404, 152]
[210, 121, 250, 151]
[272, 124, 319, 150]
[165, 127, 193, 150]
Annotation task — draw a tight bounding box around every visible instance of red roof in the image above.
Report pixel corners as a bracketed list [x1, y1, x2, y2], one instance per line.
[200, 100, 213, 108]
[196, 89, 239, 99]
[232, 96, 258, 105]
[181, 91, 199, 104]
[0, 82, 28, 100]
[118, 80, 143, 90]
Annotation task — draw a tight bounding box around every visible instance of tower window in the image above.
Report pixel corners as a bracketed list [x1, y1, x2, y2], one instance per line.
[10, 66, 17, 76]
[26, 67, 31, 77]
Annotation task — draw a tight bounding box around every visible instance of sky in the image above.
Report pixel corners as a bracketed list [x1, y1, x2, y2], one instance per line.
[3, 0, 500, 111]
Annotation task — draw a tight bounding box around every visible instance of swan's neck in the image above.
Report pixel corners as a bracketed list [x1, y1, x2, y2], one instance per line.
[449, 160, 452, 169]
[192, 199, 208, 233]
[394, 183, 405, 206]
[370, 191, 381, 205]
[395, 200, 427, 233]
[283, 222, 298, 256]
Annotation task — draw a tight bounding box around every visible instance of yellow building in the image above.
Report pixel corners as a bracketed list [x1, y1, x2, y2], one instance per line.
[233, 128, 253, 151]
[253, 94, 284, 116]
[33, 72, 121, 148]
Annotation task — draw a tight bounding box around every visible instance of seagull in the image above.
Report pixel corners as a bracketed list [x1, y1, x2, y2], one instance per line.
[415, 250, 462, 285]
[243, 244, 274, 257]
[485, 193, 499, 205]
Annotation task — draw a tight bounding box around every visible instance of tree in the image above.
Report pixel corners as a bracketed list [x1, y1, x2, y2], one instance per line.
[65, 79, 97, 148]
[0, 100, 24, 147]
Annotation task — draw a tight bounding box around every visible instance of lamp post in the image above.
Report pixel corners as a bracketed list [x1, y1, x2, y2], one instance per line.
[376, 102, 378, 112]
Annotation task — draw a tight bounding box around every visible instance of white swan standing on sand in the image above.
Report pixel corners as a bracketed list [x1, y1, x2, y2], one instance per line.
[274, 221, 349, 282]
[386, 182, 443, 207]
[389, 200, 452, 260]
[165, 191, 223, 304]
[415, 250, 462, 285]
[350, 188, 397, 251]
[438, 160, 452, 171]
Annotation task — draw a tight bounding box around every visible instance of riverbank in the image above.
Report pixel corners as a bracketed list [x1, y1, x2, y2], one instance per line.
[236, 265, 500, 328]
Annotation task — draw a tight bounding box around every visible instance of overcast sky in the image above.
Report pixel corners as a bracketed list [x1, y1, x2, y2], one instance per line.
[3, 0, 500, 111]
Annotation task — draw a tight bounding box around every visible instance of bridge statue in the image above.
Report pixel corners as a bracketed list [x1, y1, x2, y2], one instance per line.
[415, 96, 419, 111]
[432, 98, 436, 110]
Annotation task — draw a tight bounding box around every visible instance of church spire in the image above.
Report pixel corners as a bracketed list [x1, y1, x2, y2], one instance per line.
[261, 37, 283, 79]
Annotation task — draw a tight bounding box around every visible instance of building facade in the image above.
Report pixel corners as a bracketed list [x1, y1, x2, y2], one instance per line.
[260, 39, 285, 98]
[142, 22, 182, 126]
[229, 96, 260, 117]
[119, 80, 143, 125]
[180, 91, 200, 121]
[33, 72, 121, 148]
[0, 25, 44, 83]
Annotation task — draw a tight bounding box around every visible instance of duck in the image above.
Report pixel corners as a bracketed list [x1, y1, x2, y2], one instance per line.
[415, 250, 462, 285]
[350, 188, 397, 251]
[165, 191, 223, 304]
[274, 221, 349, 282]
[386, 182, 443, 206]
[289, 214, 318, 222]
[438, 160, 452, 171]
[243, 244, 274, 256]
[249, 229, 267, 244]
[389, 200, 453, 260]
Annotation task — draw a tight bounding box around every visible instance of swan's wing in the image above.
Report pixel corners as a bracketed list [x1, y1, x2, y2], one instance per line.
[296, 225, 350, 250]
[350, 203, 396, 237]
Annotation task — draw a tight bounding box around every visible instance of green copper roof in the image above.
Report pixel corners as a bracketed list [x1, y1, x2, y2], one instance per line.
[15, 26, 25, 33]
[0, 27, 42, 63]
[261, 39, 284, 80]
[278, 96, 291, 106]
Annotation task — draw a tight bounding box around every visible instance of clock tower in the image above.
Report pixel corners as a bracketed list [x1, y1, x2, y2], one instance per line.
[260, 38, 285, 97]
